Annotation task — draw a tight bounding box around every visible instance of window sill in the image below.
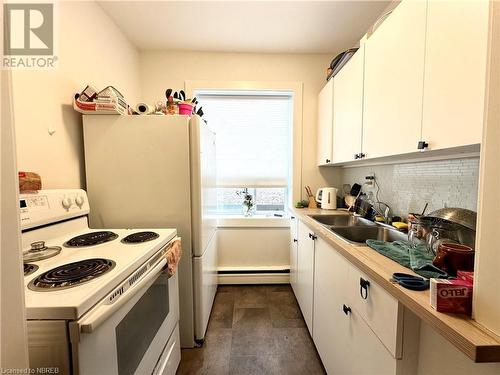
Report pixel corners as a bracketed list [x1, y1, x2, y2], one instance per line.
[217, 215, 290, 228]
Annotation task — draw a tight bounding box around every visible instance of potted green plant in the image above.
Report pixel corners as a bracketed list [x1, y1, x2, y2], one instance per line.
[237, 188, 255, 217]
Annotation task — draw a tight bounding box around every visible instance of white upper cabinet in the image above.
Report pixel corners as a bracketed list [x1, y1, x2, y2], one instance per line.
[332, 44, 365, 163]
[362, 0, 427, 159]
[317, 79, 334, 165]
[421, 0, 489, 150]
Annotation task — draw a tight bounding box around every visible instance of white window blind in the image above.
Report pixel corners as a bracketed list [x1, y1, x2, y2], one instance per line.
[198, 91, 292, 187]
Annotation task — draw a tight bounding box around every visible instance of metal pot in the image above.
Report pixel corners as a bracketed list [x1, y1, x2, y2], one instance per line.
[424, 208, 477, 250]
[426, 207, 477, 231]
[412, 208, 477, 253]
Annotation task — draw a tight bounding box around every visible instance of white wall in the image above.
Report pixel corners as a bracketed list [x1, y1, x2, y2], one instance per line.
[139, 50, 342, 201]
[217, 228, 290, 269]
[217, 226, 290, 284]
[11, 1, 141, 189]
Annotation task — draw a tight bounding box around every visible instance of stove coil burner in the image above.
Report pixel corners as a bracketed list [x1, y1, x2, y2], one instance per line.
[122, 231, 160, 244]
[24, 263, 39, 276]
[28, 258, 115, 291]
[65, 231, 118, 247]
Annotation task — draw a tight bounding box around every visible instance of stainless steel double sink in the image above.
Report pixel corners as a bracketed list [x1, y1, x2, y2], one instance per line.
[309, 214, 407, 245]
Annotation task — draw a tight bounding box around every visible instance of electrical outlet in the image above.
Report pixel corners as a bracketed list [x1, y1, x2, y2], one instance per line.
[365, 173, 375, 187]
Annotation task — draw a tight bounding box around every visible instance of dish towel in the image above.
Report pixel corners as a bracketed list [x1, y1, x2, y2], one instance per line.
[366, 240, 448, 279]
[164, 239, 182, 277]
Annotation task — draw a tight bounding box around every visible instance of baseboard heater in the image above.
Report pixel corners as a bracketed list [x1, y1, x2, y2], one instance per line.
[218, 269, 289, 275]
[217, 266, 290, 284]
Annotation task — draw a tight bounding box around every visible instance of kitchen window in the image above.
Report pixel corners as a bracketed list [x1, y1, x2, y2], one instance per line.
[196, 90, 293, 215]
[216, 187, 287, 214]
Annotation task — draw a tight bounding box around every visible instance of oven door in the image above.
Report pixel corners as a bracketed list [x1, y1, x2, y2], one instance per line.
[71, 255, 179, 375]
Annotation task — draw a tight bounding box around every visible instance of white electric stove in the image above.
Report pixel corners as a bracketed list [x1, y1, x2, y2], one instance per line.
[21, 189, 181, 375]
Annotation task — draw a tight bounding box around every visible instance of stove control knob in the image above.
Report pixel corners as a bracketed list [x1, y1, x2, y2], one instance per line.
[75, 196, 85, 208]
[62, 198, 72, 210]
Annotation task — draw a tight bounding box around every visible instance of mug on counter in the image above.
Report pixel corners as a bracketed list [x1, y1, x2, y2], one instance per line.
[432, 242, 475, 277]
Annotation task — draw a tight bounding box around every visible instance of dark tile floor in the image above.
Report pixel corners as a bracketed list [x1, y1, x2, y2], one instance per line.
[176, 285, 326, 375]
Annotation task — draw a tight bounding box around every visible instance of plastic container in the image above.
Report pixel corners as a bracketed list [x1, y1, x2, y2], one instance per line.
[178, 103, 193, 115]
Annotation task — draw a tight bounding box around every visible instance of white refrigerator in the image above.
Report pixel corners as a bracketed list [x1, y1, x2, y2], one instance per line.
[82, 114, 217, 348]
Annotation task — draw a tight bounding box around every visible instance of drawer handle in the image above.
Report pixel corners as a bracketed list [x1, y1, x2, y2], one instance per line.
[291, 216, 295, 219]
[293, 239, 298, 243]
[360, 278, 370, 299]
[342, 304, 351, 316]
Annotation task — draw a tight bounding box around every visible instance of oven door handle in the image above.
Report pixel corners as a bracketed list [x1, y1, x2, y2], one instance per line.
[77, 258, 167, 334]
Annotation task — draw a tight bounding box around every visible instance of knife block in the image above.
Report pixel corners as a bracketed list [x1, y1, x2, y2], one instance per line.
[308, 196, 317, 208]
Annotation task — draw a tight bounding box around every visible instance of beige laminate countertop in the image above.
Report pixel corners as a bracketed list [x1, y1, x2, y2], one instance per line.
[291, 207, 500, 363]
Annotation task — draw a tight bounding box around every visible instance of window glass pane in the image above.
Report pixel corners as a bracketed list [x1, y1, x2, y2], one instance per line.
[255, 188, 286, 212]
[216, 188, 247, 214]
[216, 187, 285, 214]
[197, 91, 292, 187]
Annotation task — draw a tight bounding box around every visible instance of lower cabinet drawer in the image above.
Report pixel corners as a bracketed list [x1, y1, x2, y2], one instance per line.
[348, 308, 398, 375]
[348, 266, 403, 358]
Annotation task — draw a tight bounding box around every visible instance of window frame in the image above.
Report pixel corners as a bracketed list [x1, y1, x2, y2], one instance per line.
[185, 80, 303, 207]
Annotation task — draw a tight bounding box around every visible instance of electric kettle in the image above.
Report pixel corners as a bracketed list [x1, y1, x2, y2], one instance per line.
[316, 187, 338, 210]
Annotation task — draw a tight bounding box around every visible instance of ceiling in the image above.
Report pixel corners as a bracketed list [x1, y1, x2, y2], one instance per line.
[98, 1, 390, 54]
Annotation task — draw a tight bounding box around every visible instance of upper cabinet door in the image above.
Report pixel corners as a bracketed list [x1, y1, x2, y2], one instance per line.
[362, 0, 427, 159]
[317, 79, 334, 165]
[332, 45, 365, 163]
[421, 0, 489, 150]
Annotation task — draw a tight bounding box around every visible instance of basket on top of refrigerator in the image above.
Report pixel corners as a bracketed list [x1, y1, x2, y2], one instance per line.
[73, 85, 129, 115]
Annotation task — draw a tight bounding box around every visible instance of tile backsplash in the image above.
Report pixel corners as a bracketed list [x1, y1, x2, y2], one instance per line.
[341, 158, 480, 217]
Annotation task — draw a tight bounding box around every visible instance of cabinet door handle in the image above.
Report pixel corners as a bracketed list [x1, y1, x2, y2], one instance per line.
[359, 153, 366, 159]
[293, 239, 298, 243]
[343, 304, 351, 315]
[417, 141, 429, 150]
[310, 234, 317, 241]
[291, 216, 295, 219]
[360, 278, 370, 299]
[325, 158, 331, 163]
[354, 153, 359, 160]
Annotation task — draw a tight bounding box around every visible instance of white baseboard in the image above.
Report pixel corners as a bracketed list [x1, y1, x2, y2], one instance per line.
[218, 273, 290, 284]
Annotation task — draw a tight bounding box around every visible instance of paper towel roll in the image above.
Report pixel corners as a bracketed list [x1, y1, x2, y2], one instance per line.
[135, 103, 154, 115]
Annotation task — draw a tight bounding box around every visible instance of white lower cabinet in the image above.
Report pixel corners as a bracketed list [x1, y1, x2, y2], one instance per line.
[296, 220, 316, 334]
[348, 311, 398, 375]
[304, 218, 419, 374]
[348, 267, 403, 358]
[289, 215, 299, 292]
[313, 236, 351, 374]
